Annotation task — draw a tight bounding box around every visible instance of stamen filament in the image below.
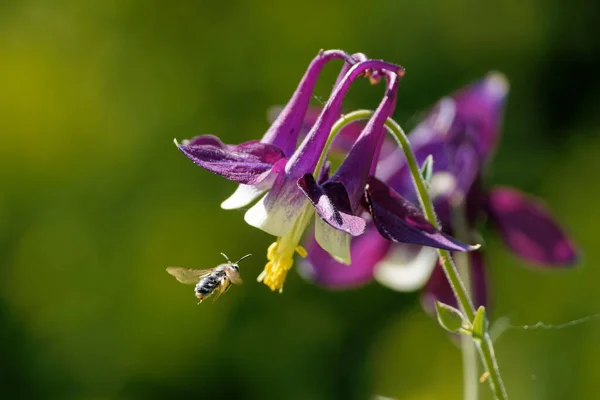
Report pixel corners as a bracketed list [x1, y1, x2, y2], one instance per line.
[258, 203, 314, 292]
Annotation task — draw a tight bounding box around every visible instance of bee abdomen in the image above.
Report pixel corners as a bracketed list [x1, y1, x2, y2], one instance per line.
[195, 273, 223, 295]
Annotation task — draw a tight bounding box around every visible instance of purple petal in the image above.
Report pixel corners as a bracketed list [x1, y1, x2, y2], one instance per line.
[176, 136, 286, 185]
[297, 174, 366, 236]
[452, 72, 509, 162]
[261, 50, 355, 157]
[364, 177, 479, 252]
[376, 72, 508, 209]
[243, 173, 308, 237]
[300, 225, 391, 288]
[268, 105, 368, 155]
[285, 59, 404, 179]
[421, 251, 488, 313]
[331, 70, 399, 205]
[486, 186, 578, 266]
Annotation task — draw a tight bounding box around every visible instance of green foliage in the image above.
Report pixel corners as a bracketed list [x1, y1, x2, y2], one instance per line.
[435, 301, 469, 334]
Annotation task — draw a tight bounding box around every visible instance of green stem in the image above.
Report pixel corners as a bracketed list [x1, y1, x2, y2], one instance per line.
[452, 201, 479, 400]
[477, 333, 506, 399]
[327, 110, 507, 400]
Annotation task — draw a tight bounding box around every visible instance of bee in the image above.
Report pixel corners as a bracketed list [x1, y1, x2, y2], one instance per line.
[167, 253, 251, 304]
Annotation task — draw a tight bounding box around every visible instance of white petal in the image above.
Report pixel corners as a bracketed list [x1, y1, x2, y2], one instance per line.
[429, 172, 457, 200]
[244, 190, 306, 237]
[484, 72, 509, 100]
[432, 97, 456, 136]
[221, 184, 267, 210]
[374, 244, 438, 292]
[315, 218, 351, 265]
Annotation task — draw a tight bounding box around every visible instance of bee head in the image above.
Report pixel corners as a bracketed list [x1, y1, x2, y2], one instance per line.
[221, 253, 252, 270]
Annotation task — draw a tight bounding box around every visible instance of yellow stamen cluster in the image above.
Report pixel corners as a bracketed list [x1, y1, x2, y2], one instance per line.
[258, 241, 308, 292]
[257, 204, 313, 292]
[258, 241, 294, 292]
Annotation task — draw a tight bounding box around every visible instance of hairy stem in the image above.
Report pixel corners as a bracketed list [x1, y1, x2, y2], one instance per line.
[452, 201, 479, 400]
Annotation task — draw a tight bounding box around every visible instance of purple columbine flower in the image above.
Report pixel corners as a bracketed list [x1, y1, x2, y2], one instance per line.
[175, 49, 357, 210]
[245, 59, 408, 292]
[176, 50, 479, 293]
[301, 72, 579, 311]
[247, 56, 475, 293]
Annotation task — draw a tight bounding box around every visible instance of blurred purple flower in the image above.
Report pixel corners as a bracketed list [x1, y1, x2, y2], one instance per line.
[301, 72, 579, 311]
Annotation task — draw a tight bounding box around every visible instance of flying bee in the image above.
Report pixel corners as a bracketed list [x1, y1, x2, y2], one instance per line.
[167, 253, 251, 304]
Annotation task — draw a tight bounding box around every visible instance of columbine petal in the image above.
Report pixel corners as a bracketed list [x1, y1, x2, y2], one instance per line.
[297, 174, 366, 236]
[421, 251, 488, 313]
[452, 71, 509, 162]
[265, 52, 369, 145]
[244, 179, 309, 237]
[299, 226, 391, 288]
[364, 177, 479, 252]
[221, 182, 271, 210]
[261, 49, 356, 157]
[268, 105, 367, 154]
[314, 218, 352, 264]
[175, 136, 287, 185]
[331, 70, 400, 203]
[373, 243, 439, 292]
[486, 186, 578, 265]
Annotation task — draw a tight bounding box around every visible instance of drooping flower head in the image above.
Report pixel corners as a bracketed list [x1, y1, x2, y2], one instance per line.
[244, 59, 406, 291]
[175, 50, 480, 293]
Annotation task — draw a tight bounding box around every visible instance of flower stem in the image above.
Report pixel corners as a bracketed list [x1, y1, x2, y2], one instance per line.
[328, 110, 508, 400]
[452, 201, 479, 400]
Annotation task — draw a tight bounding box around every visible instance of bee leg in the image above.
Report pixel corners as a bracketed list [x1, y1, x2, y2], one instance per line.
[211, 280, 231, 303]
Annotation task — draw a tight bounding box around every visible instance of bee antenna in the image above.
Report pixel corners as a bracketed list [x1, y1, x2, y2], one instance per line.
[220, 253, 231, 263]
[235, 254, 252, 265]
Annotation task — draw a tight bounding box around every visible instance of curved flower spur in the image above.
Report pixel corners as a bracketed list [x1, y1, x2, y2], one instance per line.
[175, 49, 358, 211]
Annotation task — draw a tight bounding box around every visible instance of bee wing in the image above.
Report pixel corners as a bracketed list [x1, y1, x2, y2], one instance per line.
[166, 267, 214, 285]
[225, 267, 243, 285]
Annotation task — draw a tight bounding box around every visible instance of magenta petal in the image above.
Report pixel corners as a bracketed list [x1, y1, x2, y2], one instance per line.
[486, 186, 578, 266]
[176, 136, 286, 185]
[364, 177, 478, 252]
[421, 251, 488, 313]
[261, 50, 355, 157]
[452, 72, 509, 162]
[268, 105, 366, 154]
[300, 225, 391, 288]
[297, 174, 366, 236]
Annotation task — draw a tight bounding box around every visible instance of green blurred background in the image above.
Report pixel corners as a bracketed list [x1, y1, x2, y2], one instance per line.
[1, 1, 599, 399]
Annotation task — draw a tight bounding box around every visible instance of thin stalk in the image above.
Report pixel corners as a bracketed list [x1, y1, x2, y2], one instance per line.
[327, 110, 507, 400]
[452, 200, 479, 400]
